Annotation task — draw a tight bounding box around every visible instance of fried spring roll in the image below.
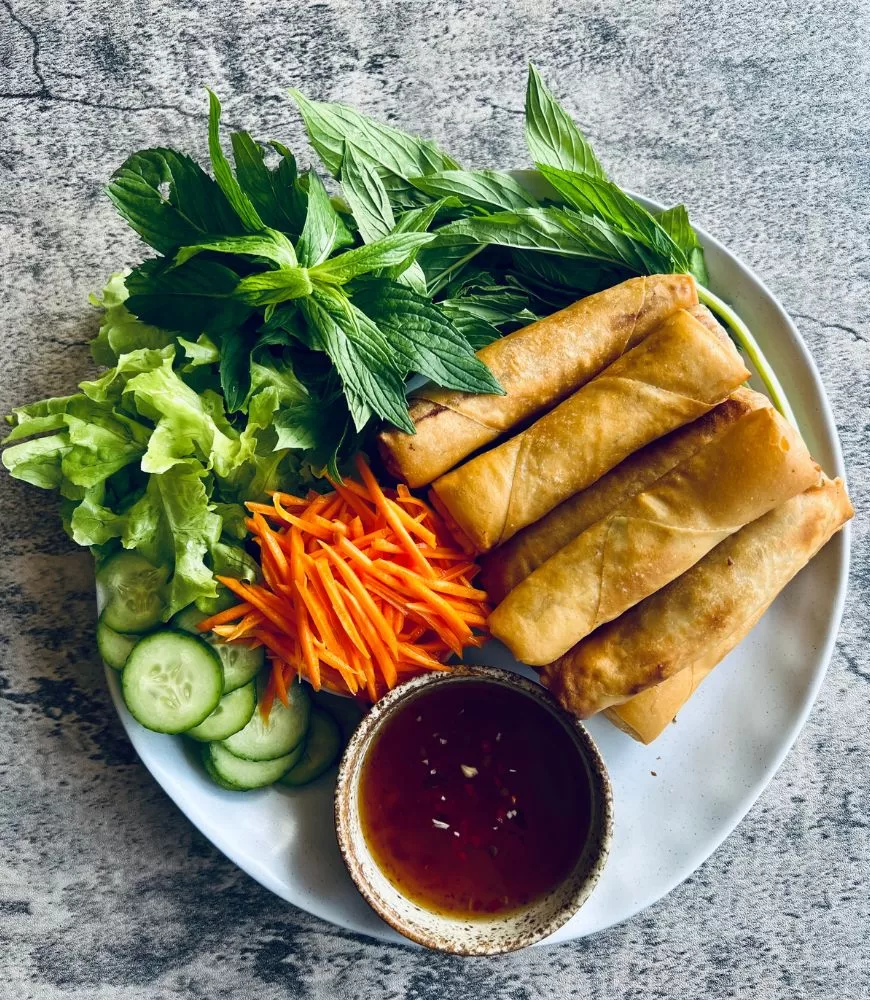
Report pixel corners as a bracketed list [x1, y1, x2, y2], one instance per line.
[479, 387, 769, 602]
[378, 274, 699, 487]
[431, 308, 749, 552]
[489, 406, 820, 669]
[567, 477, 853, 737]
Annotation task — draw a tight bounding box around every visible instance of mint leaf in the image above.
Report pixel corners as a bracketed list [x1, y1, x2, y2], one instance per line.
[525, 64, 605, 177]
[656, 205, 709, 284]
[230, 131, 307, 234]
[296, 172, 348, 266]
[408, 170, 538, 212]
[300, 291, 412, 432]
[174, 229, 298, 268]
[206, 90, 265, 231]
[341, 142, 395, 243]
[125, 257, 240, 332]
[536, 165, 689, 272]
[353, 280, 504, 394]
[310, 231, 436, 284]
[106, 148, 243, 256]
[234, 267, 314, 306]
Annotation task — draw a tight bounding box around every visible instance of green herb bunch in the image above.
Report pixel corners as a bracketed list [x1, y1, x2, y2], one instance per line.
[2, 65, 733, 613]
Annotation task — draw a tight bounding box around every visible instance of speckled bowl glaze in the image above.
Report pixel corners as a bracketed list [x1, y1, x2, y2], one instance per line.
[334, 666, 613, 955]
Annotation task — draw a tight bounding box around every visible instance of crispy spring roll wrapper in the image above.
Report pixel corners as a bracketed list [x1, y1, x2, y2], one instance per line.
[580, 477, 853, 738]
[479, 387, 769, 602]
[489, 406, 820, 668]
[378, 274, 698, 487]
[431, 309, 749, 552]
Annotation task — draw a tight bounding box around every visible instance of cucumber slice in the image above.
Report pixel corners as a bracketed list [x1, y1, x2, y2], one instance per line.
[186, 682, 257, 742]
[221, 680, 310, 761]
[173, 605, 264, 693]
[122, 631, 223, 734]
[205, 740, 304, 790]
[97, 551, 168, 634]
[96, 615, 139, 670]
[279, 708, 342, 786]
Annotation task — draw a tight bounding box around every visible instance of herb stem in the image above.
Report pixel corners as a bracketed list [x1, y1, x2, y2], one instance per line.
[697, 284, 798, 431]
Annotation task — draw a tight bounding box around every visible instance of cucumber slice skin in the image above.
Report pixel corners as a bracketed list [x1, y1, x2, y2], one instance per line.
[279, 708, 342, 787]
[205, 740, 305, 790]
[186, 682, 257, 742]
[122, 631, 224, 735]
[96, 615, 139, 670]
[98, 551, 168, 635]
[221, 680, 311, 761]
[173, 605, 263, 694]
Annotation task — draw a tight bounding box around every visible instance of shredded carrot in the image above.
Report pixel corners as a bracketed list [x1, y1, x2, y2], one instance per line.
[206, 456, 491, 711]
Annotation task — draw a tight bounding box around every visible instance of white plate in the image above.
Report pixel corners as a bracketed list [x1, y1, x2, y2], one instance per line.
[104, 185, 850, 946]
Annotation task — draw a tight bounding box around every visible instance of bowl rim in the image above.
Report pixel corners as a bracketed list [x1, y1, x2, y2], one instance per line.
[333, 664, 614, 955]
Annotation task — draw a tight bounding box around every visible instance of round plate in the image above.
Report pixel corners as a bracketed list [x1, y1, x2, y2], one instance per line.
[104, 185, 850, 946]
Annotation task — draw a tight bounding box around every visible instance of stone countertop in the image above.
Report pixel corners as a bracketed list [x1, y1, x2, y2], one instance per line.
[1, 2, 868, 997]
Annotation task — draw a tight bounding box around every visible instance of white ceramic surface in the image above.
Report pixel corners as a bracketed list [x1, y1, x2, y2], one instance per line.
[102, 183, 850, 947]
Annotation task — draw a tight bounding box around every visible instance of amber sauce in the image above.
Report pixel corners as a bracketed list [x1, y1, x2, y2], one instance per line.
[359, 681, 593, 918]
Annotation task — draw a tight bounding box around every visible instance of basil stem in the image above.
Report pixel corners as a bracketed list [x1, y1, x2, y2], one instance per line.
[697, 285, 799, 431]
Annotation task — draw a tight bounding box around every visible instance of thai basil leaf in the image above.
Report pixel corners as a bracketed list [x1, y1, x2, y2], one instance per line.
[656, 204, 709, 284]
[300, 291, 412, 432]
[525, 64, 605, 178]
[434, 206, 673, 274]
[536, 165, 689, 272]
[408, 170, 538, 212]
[290, 88, 460, 180]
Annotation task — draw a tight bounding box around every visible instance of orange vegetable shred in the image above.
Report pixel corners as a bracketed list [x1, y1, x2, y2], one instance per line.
[197, 457, 491, 712]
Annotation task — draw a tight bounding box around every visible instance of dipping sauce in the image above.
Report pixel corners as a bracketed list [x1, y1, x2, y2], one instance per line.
[358, 680, 593, 918]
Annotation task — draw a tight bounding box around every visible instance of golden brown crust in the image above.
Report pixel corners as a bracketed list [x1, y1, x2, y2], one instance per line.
[579, 478, 853, 738]
[490, 406, 821, 670]
[377, 274, 698, 487]
[479, 387, 769, 602]
[431, 308, 749, 553]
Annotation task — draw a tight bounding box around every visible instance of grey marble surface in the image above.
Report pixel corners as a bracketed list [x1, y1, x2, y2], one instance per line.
[1, 1, 868, 997]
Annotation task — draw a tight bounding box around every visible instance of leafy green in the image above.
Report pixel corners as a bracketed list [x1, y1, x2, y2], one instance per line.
[341, 142, 395, 243]
[309, 232, 436, 284]
[434, 206, 676, 274]
[5, 67, 719, 621]
[229, 132, 306, 234]
[289, 88, 459, 207]
[408, 170, 538, 213]
[525, 64, 605, 177]
[89, 273, 174, 366]
[352, 280, 504, 394]
[106, 149, 242, 256]
[296, 172, 350, 266]
[656, 205, 709, 284]
[300, 291, 412, 432]
[206, 90, 265, 231]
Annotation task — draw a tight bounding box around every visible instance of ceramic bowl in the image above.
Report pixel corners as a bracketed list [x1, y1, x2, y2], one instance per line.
[334, 665, 613, 955]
